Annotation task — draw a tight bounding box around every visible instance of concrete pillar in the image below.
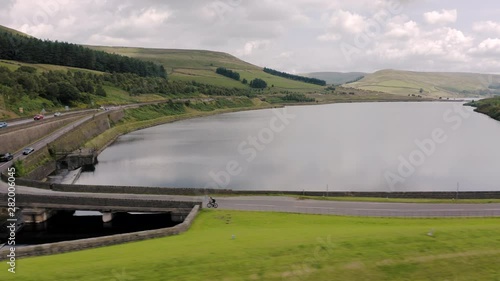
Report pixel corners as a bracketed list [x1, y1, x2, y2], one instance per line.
[22, 209, 56, 224]
[102, 212, 115, 223]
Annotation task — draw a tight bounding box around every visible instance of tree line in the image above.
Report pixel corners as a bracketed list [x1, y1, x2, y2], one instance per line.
[0, 32, 166, 78]
[215, 67, 240, 81]
[0, 65, 257, 113]
[249, 78, 267, 89]
[263, 67, 326, 86]
[0, 66, 103, 106]
[281, 93, 315, 102]
[215, 67, 269, 89]
[344, 76, 364, 84]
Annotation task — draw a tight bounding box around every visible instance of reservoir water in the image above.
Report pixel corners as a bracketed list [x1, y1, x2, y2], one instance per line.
[76, 102, 500, 192]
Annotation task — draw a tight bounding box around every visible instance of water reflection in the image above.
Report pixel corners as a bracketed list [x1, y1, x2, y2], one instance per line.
[76, 102, 500, 192]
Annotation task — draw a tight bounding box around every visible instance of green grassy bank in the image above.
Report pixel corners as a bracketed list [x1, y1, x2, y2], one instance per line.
[468, 96, 500, 121]
[3, 210, 499, 281]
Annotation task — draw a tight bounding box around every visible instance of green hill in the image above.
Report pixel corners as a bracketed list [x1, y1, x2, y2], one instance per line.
[87, 46, 323, 92]
[0, 25, 30, 37]
[349, 69, 500, 98]
[0, 59, 103, 74]
[302, 72, 367, 85]
[468, 96, 500, 121]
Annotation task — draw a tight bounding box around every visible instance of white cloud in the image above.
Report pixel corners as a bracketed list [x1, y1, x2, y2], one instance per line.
[1, 0, 500, 73]
[329, 10, 367, 34]
[317, 9, 370, 43]
[277, 51, 294, 58]
[19, 23, 54, 38]
[472, 21, 500, 35]
[385, 20, 419, 38]
[469, 38, 500, 56]
[423, 9, 457, 25]
[317, 33, 341, 42]
[87, 34, 131, 46]
[237, 40, 270, 56]
[370, 27, 473, 64]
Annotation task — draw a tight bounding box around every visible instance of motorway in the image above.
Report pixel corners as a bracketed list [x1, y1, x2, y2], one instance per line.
[0, 110, 108, 171]
[2, 108, 99, 127]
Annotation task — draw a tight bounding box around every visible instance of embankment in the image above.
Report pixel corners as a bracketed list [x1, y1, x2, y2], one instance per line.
[15, 110, 125, 179]
[0, 115, 85, 153]
[84, 98, 277, 153]
[0, 205, 200, 259]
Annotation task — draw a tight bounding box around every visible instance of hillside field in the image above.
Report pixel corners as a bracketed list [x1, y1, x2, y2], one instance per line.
[303, 71, 367, 85]
[87, 46, 324, 92]
[349, 69, 500, 98]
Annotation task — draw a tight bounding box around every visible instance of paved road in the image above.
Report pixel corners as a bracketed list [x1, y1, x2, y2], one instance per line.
[0, 110, 109, 171]
[216, 196, 500, 217]
[2, 183, 499, 217]
[3, 109, 99, 127]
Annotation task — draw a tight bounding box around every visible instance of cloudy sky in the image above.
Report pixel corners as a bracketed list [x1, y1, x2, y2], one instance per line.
[1, 0, 500, 74]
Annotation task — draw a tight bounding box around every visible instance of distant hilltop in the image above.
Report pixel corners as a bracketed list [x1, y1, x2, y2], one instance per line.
[301, 72, 367, 85]
[347, 69, 500, 98]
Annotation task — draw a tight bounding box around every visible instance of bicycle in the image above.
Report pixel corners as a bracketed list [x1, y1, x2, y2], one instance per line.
[207, 201, 218, 208]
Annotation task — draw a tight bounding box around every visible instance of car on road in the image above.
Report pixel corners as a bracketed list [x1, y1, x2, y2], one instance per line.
[34, 114, 44, 120]
[0, 122, 7, 128]
[0, 153, 14, 162]
[54, 112, 62, 117]
[23, 147, 35, 155]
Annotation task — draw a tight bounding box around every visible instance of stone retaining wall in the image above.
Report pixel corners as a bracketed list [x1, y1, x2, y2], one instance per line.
[52, 183, 231, 196]
[49, 110, 124, 152]
[49, 183, 500, 199]
[0, 205, 199, 259]
[0, 173, 51, 189]
[0, 115, 83, 153]
[0, 193, 201, 209]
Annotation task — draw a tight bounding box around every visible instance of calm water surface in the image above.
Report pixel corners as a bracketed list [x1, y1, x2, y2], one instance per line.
[76, 102, 500, 192]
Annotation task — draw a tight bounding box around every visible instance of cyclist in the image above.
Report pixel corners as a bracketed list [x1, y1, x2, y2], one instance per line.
[209, 196, 216, 204]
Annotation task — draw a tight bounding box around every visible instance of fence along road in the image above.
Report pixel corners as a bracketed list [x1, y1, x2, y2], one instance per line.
[216, 196, 500, 217]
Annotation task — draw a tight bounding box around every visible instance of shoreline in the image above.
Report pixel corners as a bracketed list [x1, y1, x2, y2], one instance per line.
[88, 103, 283, 155]
[88, 97, 462, 154]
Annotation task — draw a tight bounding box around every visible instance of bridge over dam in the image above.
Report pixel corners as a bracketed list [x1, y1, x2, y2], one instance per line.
[0, 185, 203, 224]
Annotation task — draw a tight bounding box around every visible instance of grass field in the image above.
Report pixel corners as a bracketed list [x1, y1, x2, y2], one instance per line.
[302, 72, 367, 85]
[349, 69, 500, 98]
[0, 59, 104, 74]
[87, 46, 324, 92]
[93, 86, 167, 105]
[3, 210, 499, 281]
